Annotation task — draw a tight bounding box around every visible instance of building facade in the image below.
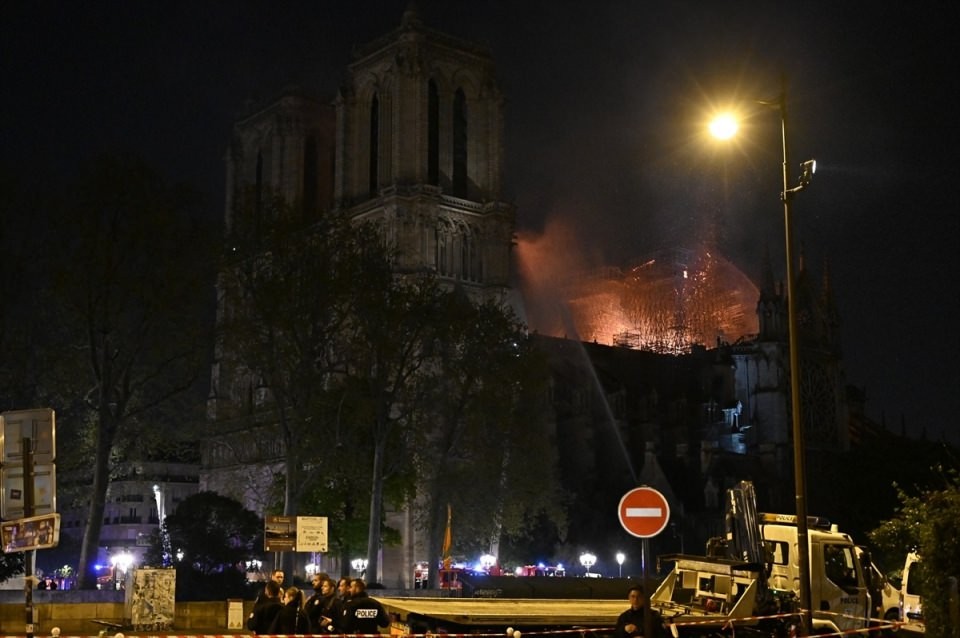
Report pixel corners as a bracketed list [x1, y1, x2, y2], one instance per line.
[58, 460, 198, 588]
[203, 7, 516, 585]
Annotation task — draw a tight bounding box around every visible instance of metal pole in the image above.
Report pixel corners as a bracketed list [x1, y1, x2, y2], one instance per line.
[780, 83, 812, 634]
[23, 437, 35, 638]
[642, 539, 652, 638]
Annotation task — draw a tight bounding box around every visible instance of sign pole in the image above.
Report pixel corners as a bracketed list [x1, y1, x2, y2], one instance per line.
[618, 486, 670, 638]
[23, 437, 34, 638]
[642, 537, 652, 638]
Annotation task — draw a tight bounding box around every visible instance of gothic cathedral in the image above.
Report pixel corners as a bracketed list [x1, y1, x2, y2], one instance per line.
[204, 7, 516, 584]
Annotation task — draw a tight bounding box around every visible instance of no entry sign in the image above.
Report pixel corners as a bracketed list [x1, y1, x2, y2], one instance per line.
[618, 486, 670, 538]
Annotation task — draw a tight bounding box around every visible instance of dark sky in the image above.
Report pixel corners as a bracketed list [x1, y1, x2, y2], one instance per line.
[3, 1, 957, 442]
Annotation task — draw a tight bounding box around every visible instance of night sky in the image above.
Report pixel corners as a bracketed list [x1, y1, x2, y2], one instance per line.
[3, 1, 957, 442]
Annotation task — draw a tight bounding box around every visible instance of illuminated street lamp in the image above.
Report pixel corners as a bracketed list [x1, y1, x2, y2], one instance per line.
[579, 552, 596, 577]
[351, 558, 368, 577]
[616, 552, 625, 578]
[110, 551, 134, 590]
[709, 81, 815, 633]
[479, 554, 496, 573]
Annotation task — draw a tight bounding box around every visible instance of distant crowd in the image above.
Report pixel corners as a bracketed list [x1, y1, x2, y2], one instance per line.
[247, 570, 389, 635]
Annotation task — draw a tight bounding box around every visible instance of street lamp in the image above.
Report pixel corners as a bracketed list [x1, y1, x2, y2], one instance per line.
[351, 558, 368, 577]
[709, 81, 815, 633]
[616, 552, 625, 578]
[479, 554, 496, 573]
[579, 552, 596, 577]
[110, 551, 134, 590]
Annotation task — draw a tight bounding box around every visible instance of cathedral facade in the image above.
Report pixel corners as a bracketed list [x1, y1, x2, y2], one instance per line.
[203, 8, 516, 585]
[333, 8, 514, 301]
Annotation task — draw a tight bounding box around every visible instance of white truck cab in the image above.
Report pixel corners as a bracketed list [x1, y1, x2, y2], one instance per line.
[651, 483, 872, 635]
[760, 513, 870, 634]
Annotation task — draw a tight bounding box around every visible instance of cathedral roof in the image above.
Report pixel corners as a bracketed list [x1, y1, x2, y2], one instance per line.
[350, 5, 493, 64]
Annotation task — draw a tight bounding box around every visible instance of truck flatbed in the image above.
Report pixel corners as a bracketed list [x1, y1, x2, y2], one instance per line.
[378, 596, 625, 628]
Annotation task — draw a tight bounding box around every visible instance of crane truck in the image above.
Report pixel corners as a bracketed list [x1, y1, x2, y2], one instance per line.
[649, 481, 886, 636]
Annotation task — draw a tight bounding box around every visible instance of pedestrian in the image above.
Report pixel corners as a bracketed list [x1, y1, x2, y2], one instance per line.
[254, 569, 285, 606]
[336, 576, 352, 602]
[247, 580, 283, 634]
[613, 584, 666, 638]
[270, 585, 311, 634]
[305, 573, 327, 622]
[340, 579, 389, 633]
[38, 577, 58, 590]
[306, 574, 338, 631]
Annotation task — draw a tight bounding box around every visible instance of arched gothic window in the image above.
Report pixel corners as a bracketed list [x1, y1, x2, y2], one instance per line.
[428, 80, 439, 186]
[452, 88, 467, 197]
[369, 93, 380, 196]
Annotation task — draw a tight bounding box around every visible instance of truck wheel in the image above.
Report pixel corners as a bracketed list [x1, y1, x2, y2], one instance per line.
[881, 608, 900, 637]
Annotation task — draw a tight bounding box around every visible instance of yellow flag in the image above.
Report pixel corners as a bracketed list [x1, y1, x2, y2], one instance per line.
[442, 504, 452, 569]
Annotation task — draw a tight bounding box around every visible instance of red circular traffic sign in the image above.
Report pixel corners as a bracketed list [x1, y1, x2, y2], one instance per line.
[618, 486, 670, 538]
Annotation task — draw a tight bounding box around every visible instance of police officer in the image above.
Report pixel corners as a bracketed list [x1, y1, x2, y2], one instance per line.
[341, 579, 389, 633]
[247, 580, 283, 634]
[613, 584, 666, 638]
[305, 573, 330, 629]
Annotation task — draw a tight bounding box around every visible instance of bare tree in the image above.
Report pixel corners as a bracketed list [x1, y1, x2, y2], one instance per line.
[45, 155, 215, 588]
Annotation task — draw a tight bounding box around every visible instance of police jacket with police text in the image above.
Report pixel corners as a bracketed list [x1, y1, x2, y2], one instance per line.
[341, 592, 389, 633]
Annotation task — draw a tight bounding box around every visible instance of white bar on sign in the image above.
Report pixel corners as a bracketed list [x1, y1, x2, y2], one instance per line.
[626, 507, 662, 517]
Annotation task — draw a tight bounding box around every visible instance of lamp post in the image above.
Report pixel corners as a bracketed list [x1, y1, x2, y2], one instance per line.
[773, 86, 813, 635]
[710, 80, 815, 634]
[579, 552, 596, 577]
[351, 558, 368, 578]
[616, 552, 625, 578]
[110, 551, 134, 590]
[479, 554, 496, 574]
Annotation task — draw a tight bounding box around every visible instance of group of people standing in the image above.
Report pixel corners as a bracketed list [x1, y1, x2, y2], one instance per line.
[247, 571, 662, 637]
[247, 569, 390, 635]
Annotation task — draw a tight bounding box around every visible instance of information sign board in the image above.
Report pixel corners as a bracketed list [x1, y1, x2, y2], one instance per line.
[1, 409, 56, 465]
[265, 515, 329, 552]
[265, 515, 296, 552]
[1, 513, 60, 551]
[1, 464, 56, 519]
[296, 516, 329, 552]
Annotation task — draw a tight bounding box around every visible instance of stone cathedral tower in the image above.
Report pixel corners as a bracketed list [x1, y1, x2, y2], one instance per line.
[333, 7, 514, 301]
[204, 8, 516, 585]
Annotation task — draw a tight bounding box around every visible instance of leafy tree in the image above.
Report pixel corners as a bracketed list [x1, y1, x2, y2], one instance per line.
[338, 262, 448, 584]
[146, 491, 262, 600]
[869, 464, 960, 636]
[414, 294, 565, 585]
[0, 553, 25, 584]
[42, 154, 216, 588]
[217, 197, 564, 585]
[218, 203, 405, 575]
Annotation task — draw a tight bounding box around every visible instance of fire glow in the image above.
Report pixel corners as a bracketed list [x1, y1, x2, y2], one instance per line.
[516, 228, 759, 353]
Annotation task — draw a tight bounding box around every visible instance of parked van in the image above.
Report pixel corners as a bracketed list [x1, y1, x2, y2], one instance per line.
[856, 546, 901, 631]
[901, 552, 924, 632]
